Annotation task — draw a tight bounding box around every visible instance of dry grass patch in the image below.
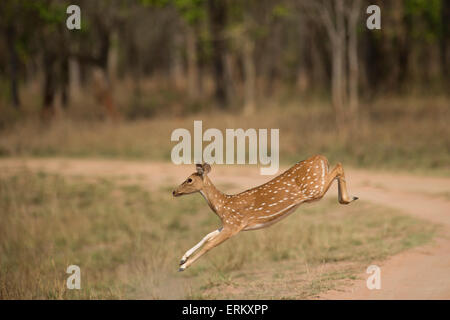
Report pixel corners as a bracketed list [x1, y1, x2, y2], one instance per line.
[0, 170, 436, 299]
[0, 96, 449, 175]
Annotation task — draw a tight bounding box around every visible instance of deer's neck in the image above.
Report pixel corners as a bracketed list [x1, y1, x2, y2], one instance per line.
[199, 176, 228, 217]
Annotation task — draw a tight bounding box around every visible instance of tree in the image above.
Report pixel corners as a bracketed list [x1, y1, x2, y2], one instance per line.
[442, 0, 450, 81]
[347, 0, 363, 121]
[0, 0, 42, 108]
[302, 0, 362, 135]
[174, 0, 206, 100]
[208, 0, 230, 108]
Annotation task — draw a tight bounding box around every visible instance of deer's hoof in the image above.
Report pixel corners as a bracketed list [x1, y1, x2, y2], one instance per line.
[339, 196, 359, 205]
[178, 266, 186, 272]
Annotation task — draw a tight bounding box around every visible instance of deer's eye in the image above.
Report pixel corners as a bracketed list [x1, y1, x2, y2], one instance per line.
[187, 178, 193, 183]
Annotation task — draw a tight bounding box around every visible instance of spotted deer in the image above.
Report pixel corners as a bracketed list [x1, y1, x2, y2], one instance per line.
[172, 155, 358, 271]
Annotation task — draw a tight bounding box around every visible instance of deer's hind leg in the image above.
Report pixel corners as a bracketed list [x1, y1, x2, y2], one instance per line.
[322, 162, 358, 204]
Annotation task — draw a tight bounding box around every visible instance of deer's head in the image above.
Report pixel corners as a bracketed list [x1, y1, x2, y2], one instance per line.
[172, 163, 211, 197]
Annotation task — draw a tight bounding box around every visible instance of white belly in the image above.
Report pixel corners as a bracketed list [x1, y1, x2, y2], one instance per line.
[243, 204, 300, 231]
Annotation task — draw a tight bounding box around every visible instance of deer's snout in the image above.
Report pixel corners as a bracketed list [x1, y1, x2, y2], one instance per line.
[172, 189, 181, 197]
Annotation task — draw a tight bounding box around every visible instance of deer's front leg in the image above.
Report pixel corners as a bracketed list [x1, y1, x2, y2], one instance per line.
[179, 227, 237, 271]
[180, 228, 222, 265]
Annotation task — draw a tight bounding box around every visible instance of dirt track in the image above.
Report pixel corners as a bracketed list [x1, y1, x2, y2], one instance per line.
[1, 158, 449, 299]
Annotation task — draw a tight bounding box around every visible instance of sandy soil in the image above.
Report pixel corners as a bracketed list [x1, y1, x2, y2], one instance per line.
[1, 157, 449, 299]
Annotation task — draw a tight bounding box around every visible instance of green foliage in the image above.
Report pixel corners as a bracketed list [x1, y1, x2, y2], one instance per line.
[173, 0, 206, 24]
[405, 0, 443, 40]
[140, 0, 170, 7]
[30, 0, 68, 25]
[140, 0, 206, 24]
[272, 4, 290, 19]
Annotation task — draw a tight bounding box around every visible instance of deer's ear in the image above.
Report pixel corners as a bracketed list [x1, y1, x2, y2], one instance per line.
[196, 163, 204, 175]
[202, 163, 211, 175]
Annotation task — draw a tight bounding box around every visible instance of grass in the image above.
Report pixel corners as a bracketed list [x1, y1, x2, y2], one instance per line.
[0, 94, 449, 175]
[0, 170, 436, 299]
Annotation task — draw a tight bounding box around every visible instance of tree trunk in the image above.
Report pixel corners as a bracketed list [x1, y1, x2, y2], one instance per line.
[6, 25, 20, 108]
[347, 0, 361, 123]
[95, 28, 120, 121]
[208, 0, 228, 108]
[171, 30, 184, 90]
[98, 27, 110, 73]
[264, 22, 282, 96]
[69, 58, 81, 98]
[42, 52, 56, 120]
[186, 26, 199, 100]
[331, 0, 347, 134]
[60, 56, 70, 108]
[224, 51, 236, 106]
[441, 0, 450, 84]
[397, 2, 410, 92]
[107, 31, 119, 86]
[243, 36, 256, 115]
[331, 41, 345, 130]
